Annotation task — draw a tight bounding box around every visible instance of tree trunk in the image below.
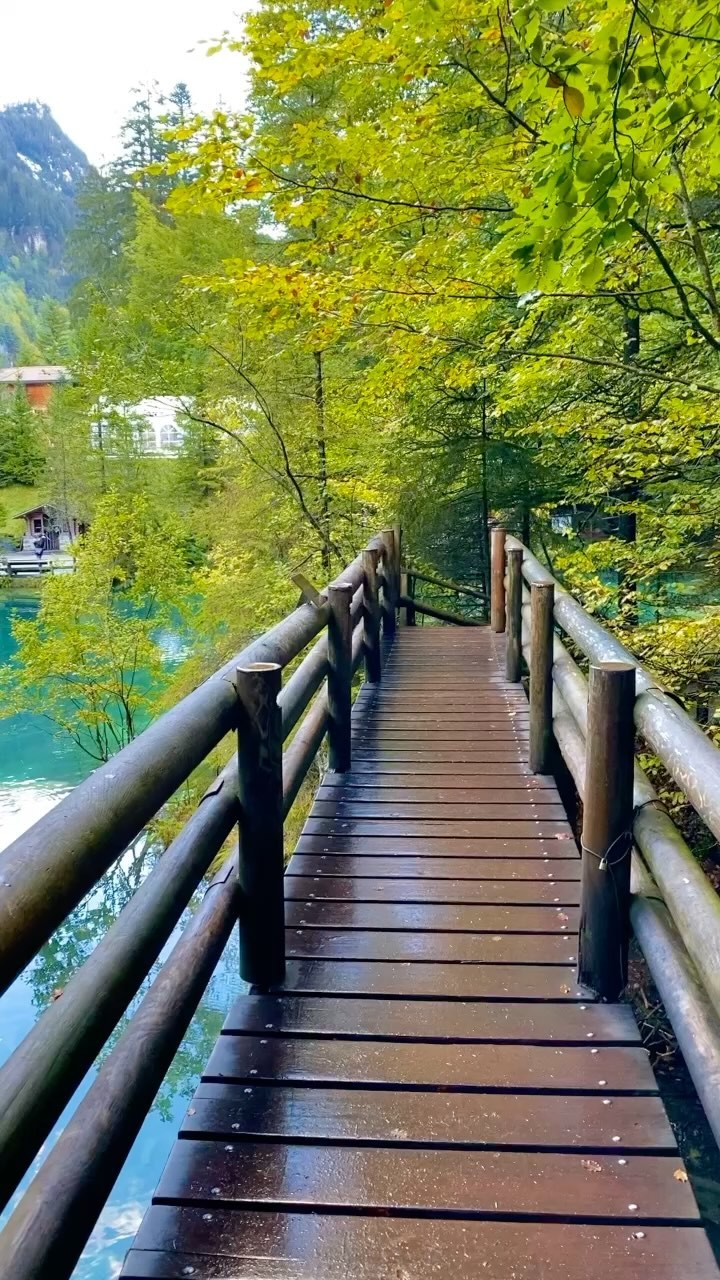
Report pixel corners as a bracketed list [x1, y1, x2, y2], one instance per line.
[96, 418, 107, 494]
[313, 350, 331, 576]
[478, 385, 491, 599]
[618, 312, 639, 626]
[672, 155, 720, 342]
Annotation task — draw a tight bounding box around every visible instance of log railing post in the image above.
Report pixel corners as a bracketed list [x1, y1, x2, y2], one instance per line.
[578, 661, 636, 1000]
[505, 546, 523, 683]
[381, 528, 397, 640]
[236, 662, 285, 989]
[490, 526, 506, 632]
[327, 582, 353, 772]
[406, 571, 416, 626]
[362, 546, 381, 682]
[529, 582, 554, 773]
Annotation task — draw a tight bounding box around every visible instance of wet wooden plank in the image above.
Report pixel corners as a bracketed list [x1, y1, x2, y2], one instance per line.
[332, 761, 540, 776]
[281, 896, 576, 926]
[322, 772, 557, 789]
[182, 1085, 675, 1151]
[295, 834, 578, 856]
[286, 929, 576, 965]
[350, 751, 532, 763]
[153, 1142, 699, 1221]
[276, 958, 585, 1000]
[287, 855, 582, 881]
[304, 818, 571, 838]
[353, 731, 529, 743]
[365, 704, 530, 713]
[316, 786, 562, 805]
[359, 709, 530, 717]
[123, 1213, 718, 1279]
[204, 1035, 656, 1092]
[221, 995, 642, 1044]
[362, 718, 530, 729]
[364, 685, 526, 691]
[285, 873, 581, 902]
[312, 800, 567, 820]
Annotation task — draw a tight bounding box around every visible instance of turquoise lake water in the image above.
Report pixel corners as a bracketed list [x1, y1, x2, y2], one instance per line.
[0, 587, 243, 1278]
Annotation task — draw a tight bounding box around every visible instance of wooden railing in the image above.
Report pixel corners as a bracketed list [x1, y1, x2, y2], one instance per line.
[399, 564, 488, 626]
[4, 515, 720, 1274]
[0, 527, 403, 1280]
[491, 527, 720, 1150]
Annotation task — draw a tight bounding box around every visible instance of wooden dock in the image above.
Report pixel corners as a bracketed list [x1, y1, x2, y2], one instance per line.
[122, 628, 717, 1278]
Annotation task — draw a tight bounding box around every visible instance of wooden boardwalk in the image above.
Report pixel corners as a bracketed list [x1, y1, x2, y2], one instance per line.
[122, 628, 718, 1278]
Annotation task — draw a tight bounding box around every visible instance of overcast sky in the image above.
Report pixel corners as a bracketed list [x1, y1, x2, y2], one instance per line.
[1, 1, 250, 166]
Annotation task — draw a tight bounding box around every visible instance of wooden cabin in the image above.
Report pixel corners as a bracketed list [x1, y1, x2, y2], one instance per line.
[0, 366, 68, 410]
[15, 505, 82, 551]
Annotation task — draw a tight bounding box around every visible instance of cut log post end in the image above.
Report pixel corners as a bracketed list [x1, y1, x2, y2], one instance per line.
[529, 582, 554, 774]
[578, 661, 636, 1001]
[327, 583, 353, 773]
[236, 661, 285, 989]
[362, 547, 382, 683]
[490, 526, 507, 633]
[505, 547, 523, 683]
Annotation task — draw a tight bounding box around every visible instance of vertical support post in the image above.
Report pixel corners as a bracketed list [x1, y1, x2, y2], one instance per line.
[399, 570, 408, 627]
[407, 572, 416, 626]
[578, 662, 636, 1000]
[393, 522, 402, 607]
[529, 582, 554, 773]
[505, 547, 523, 683]
[327, 582, 353, 772]
[380, 528, 397, 640]
[362, 547, 381, 683]
[490, 526, 506, 632]
[236, 662, 285, 989]
[521, 501, 531, 549]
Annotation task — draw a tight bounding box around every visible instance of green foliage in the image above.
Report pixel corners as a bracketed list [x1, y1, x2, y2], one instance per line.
[0, 387, 45, 485]
[0, 492, 192, 761]
[40, 3, 720, 771]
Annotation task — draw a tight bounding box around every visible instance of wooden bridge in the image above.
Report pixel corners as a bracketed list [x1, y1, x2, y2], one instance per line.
[0, 529, 719, 1277]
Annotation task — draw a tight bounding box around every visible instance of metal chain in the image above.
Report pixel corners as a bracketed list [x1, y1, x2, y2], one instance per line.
[580, 828, 632, 872]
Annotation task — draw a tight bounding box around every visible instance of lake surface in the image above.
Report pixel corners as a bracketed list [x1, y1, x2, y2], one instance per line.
[0, 587, 243, 1278]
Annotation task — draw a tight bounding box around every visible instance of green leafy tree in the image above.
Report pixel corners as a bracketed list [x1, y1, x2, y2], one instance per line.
[0, 386, 44, 484]
[0, 492, 192, 761]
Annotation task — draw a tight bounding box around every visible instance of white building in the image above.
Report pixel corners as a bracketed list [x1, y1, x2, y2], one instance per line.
[93, 397, 186, 456]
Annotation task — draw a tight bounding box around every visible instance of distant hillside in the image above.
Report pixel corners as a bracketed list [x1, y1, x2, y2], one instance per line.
[0, 102, 89, 359]
[0, 102, 89, 295]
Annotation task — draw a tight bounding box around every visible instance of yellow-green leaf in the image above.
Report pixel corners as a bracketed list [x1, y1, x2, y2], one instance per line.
[563, 85, 585, 119]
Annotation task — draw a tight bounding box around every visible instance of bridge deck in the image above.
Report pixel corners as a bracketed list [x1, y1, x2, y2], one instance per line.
[122, 629, 717, 1278]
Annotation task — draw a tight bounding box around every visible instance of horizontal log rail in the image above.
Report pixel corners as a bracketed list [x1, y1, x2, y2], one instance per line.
[403, 565, 488, 602]
[497, 532, 720, 1148]
[398, 595, 481, 627]
[0, 526, 402, 1278]
[399, 562, 488, 627]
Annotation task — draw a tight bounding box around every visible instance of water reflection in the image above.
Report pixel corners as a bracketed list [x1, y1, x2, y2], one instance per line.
[0, 587, 244, 1277]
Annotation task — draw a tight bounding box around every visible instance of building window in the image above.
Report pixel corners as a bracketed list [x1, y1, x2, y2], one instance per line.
[33, 518, 43, 533]
[159, 425, 182, 450]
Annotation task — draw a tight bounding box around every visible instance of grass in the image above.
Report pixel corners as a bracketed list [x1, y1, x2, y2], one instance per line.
[0, 484, 43, 541]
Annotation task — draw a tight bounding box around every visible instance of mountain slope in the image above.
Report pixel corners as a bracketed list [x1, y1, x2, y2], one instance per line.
[0, 102, 89, 358]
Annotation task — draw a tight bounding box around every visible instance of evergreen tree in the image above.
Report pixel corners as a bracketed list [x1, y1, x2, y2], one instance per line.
[0, 387, 44, 485]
